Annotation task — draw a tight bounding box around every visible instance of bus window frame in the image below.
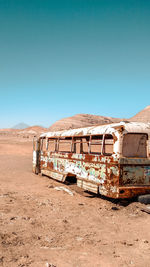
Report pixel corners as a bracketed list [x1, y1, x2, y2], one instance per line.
[103, 134, 114, 156]
[47, 138, 57, 152]
[58, 137, 72, 153]
[90, 135, 104, 155]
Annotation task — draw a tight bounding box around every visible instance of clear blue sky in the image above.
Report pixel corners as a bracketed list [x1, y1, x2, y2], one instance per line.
[0, 0, 150, 128]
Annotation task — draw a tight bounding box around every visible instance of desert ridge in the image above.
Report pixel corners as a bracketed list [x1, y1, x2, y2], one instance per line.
[129, 105, 150, 123]
[1, 106, 150, 138]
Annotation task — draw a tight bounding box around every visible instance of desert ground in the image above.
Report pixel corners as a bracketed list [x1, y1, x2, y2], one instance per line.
[0, 133, 150, 267]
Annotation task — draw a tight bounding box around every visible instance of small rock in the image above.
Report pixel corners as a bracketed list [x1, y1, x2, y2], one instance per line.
[47, 185, 54, 188]
[12, 232, 17, 235]
[46, 263, 56, 267]
[127, 243, 133, 246]
[63, 219, 68, 224]
[114, 255, 120, 258]
[10, 216, 17, 220]
[22, 216, 31, 220]
[121, 241, 127, 245]
[111, 206, 119, 211]
[54, 186, 74, 196]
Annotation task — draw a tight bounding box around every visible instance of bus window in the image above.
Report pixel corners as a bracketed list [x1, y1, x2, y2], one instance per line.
[82, 137, 90, 153]
[103, 134, 114, 155]
[58, 137, 72, 153]
[48, 139, 56, 152]
[122, 133, 148, 158]
[90, 135, 103, 154]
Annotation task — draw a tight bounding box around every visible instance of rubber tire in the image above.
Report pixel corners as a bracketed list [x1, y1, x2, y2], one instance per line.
[138, 194, 150, 204]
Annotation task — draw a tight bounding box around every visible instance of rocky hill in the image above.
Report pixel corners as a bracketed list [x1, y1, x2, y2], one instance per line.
[49, 114, 121, 132]
[129, 106, 150, 123]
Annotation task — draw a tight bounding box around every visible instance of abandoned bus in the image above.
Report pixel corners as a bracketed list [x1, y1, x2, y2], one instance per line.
[32, 122, 150, 199]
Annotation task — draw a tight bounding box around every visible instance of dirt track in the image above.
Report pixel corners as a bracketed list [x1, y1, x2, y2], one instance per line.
[0, 136, 150, 267]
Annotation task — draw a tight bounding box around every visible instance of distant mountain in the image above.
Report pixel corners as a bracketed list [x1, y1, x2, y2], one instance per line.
[12, 123, 30, 129]
[49, 114, 122, 132]
[129, 105, 150, 123]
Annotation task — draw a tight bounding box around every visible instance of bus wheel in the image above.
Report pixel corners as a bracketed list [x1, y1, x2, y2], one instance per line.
[138, 194, 150, 204]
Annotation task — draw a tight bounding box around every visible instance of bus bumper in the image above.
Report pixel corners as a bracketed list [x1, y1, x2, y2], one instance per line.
[99, 185, 150, 199]
[118, 186, 150, 199]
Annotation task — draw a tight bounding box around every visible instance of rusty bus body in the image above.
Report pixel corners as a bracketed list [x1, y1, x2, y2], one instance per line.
[33, 122, 150, 198]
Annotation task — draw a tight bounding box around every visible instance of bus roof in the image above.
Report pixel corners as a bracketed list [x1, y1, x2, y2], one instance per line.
[40, 122, 150, 138]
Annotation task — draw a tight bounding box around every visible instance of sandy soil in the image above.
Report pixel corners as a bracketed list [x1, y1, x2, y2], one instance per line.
[0, 135, 150, 267]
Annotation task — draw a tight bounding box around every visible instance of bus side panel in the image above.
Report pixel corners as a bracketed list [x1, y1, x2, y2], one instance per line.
[39, 152, 120, 197]
[40, 152, 105, 184]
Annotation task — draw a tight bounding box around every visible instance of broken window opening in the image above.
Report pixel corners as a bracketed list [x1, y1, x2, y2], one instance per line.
[122, 133, 148, 158]
[58, 137, 72, 153]
[48, 138, 57, 152]
[90, 135, 103, 154]
[103, 134, 114, 155]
